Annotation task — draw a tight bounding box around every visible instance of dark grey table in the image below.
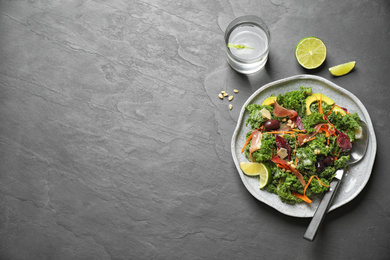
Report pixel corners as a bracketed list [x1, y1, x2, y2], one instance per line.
[1, 1, 389, 259]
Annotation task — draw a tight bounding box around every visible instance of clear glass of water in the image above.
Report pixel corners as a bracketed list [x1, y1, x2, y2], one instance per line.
[224, 15, 270, 74]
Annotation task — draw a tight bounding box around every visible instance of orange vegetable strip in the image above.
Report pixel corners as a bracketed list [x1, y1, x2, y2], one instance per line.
[326, 104, 351, 116]
[334, 150, 341, 161]
[303, 175, 330, 198]
[291, 129, 306, 132]
[304, 176, 315, 196]
[277, 163, 289, 170]
[292, 192, 312, 203]
[315, 176, 330, 188]
[333, 104, 351, 115]
[319, 92, 323, 115]
[293, 134, 297, 156]
[265, 131, 295, 134]
[278, 164, 291, 170]
[309, 92, 320, 112]
[241, 133, 253, 154]
[326, 109, 332, 117]
[293, 175, 330, 204]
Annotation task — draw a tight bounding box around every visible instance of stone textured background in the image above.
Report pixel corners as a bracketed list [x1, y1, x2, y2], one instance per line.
[1, 0, 389, 259]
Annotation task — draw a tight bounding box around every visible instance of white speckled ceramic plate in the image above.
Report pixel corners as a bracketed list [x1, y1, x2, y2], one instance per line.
[231, 75, 377, 218]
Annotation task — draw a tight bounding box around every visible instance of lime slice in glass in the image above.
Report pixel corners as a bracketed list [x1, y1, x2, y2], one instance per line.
[239, 162, 271, 189]
[295, 37, 327, 69]
[329, 61, 356, 76]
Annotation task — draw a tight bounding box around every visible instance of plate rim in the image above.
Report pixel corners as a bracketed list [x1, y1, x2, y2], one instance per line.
[231, 74, 377, 218]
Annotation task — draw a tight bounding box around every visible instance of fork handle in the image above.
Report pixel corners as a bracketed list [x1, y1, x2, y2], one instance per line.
[303, 176, 342, 241]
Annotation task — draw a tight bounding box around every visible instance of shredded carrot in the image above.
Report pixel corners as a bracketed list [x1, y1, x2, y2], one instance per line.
[292, 192, 312, 203]
[266, 131, 295, 135]
[327, 104, 351, 116]
[326, 109, 332, 117]
[241, 133, 253, 154]
[277, 164, 289, 170]
[309, 92, 319, 101]
[304, 175, 330, 195]
[291, 129, 305, 132]
[308, 137, 316, 142]
[327, 137, 330, 146]
[334, 148, 341, 161]
[333, 104, 350, 115]
[293, 175, 330, 204]
[293, 134, 297, 156]
[316, 124, 333, 137]
[319, 92, 323, 115]
[295, 157, 298, 165]
[309, 92, 321, 113]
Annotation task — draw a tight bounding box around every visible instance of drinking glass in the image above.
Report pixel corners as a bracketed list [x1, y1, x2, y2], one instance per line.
[225, 15, 270, 74]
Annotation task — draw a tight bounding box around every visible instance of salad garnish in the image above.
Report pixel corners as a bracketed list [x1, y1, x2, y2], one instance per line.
[241, 87, 361, 204]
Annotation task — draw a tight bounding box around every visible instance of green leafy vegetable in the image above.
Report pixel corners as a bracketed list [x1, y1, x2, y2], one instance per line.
[241, 87, 361, 204]
[276, 86, 312, 116]
[302, 112, 326, 133]
[245, 104, 274, 129]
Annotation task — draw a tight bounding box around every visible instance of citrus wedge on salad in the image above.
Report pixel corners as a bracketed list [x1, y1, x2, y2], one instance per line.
[239, 162, 271, 188]
[295, 37, 327, 69]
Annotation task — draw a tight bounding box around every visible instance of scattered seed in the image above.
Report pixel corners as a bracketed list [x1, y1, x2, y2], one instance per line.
[282, 118, 287, 122]
[218, 89, 238, 111]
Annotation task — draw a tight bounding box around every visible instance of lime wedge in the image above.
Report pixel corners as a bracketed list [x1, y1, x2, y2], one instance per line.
[239, 162, 271, 189]
[295, 37, 327, 69]
[329, 61, 356, 76]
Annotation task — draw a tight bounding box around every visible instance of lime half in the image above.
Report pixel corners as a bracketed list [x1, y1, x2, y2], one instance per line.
[239, 162, 271, 189]
[295, 37, 327, 69]
[329, 61, 356, 76]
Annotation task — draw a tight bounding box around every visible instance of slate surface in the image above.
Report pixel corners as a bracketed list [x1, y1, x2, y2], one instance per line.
[0, 1, 389, 259]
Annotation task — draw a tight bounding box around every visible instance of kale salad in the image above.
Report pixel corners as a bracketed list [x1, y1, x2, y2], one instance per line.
[241, 86, 362, 204]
